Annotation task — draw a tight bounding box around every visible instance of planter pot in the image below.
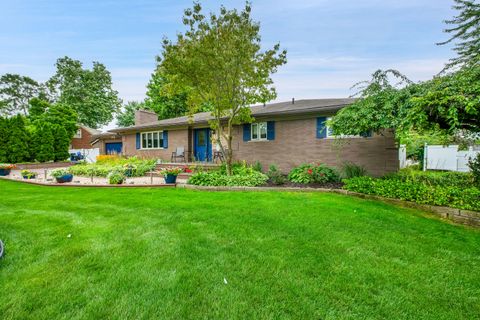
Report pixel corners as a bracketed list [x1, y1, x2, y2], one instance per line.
[0, 169, 11, 176]
[23, 175, 37, 180]
[124, 168, 135, 177]
[55, 174, 73, 183]
[164, 174, 177, 184]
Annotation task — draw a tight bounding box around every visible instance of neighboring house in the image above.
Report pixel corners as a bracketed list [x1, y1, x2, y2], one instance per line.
[108, 99, 399, 176]
[70, 125, 102, 149]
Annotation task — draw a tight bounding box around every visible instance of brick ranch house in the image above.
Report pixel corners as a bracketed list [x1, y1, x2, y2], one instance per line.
[103, 99, 398, 176]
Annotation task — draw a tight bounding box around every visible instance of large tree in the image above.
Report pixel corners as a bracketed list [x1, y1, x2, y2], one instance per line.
[160, 2, 287, 174]
[48, 56, 122, 128]
[0, 74, 42, 116]
[329, 69, 414, 140]
[116, 101, 147, 127]
[438, 0, 480, 68]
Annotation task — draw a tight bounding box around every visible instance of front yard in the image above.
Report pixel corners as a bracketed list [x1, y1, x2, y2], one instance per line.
[0, 179, 479, 319]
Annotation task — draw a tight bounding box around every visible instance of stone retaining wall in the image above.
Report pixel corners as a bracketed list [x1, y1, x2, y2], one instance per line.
[14, 162, 73, 170]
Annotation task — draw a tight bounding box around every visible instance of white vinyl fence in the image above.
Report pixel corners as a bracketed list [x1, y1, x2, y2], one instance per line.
[69, 148, 99, 163]
[398, 144, 407, 169]
[423, 144, 479, 172]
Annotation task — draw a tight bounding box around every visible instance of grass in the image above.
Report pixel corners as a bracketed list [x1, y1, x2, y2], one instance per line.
[0, 179, 479, 319]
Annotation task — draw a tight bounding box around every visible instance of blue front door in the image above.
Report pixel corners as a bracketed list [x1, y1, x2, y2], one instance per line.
[194, 128, 212, 161]
[105, 142, 122, 154]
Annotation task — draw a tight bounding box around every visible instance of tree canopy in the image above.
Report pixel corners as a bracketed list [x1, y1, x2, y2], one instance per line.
[438, 0, 480, 68]
[116, 101, 146, 127]
[0, 74, 44, 116]
[160, 2, 286, 174]
[48, 56, 122, 128]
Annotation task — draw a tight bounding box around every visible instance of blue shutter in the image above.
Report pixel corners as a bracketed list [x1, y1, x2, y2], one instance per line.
[316, 117, 327, 139]
[163, 131, 168, 148]
[267, 121, 275, 140]
[243, 124, 251, 141]
[136, 133, 141, 149]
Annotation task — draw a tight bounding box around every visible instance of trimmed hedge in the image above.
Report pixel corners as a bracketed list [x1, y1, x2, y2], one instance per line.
[343, 176, 480, 211]
[188, 171, 268, 187]
[68, 158, 156, 177]
[392, 169, 474, 188]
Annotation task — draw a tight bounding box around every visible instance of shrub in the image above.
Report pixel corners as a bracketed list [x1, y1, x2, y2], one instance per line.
[252, 161, 263, 172]
[468, 153, 480, 186]
[343, 176, 480, 211]
[266, 164, 286, 185]
[107, 170, 125, 185]
[50, 168, 70, 178]
[96, 155, 121, 164]
[342, 162, 368, 178]
[52, 125, 70, 162]
[68, 157, 156, 177]
[33, 122, 55, 163]
[288, 163, 340, 184]
[392, 168, 473, 188]
[188, 170, 268, 187]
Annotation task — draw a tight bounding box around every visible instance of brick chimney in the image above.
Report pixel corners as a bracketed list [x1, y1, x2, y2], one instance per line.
[134, 109, 158, 126]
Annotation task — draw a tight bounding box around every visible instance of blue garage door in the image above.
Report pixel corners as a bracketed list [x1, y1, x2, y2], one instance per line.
[105, 142, 123, 154]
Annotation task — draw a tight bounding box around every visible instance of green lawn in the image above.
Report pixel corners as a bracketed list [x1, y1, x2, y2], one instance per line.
[1, 180, 479, 319]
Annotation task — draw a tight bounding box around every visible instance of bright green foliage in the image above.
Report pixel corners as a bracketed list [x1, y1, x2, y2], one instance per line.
[116, 101, 147, 127]
[341, 162, 368, 179]
[52, 125, 70, 162]
[48, 56, 121, 128]
[160, 2, 287, 174]
[68, 157, 156, 177]
[6, 115, 30, 163]
[330, 69, 413, 139]
[0, 73, 43, 116]
[2, 180, 480, 319]
[107, 169, 125, 184]
[288, 163, 340, 184]
[28, 97, 50, 120]
[438, 0, 480, 68]
[410, 66, 480, 133]
[189, 161, 268, 186]
[40, 103, 78, 138]
[0, 117, 9, 162]
[344, 175, 480, 211]
[266, 164, 286, 185]
[32, 121, 55, 162]
[393, 168, 474, 188]
[468, 153, 480, 186]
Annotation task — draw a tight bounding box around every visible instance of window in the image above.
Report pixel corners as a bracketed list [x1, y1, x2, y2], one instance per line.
[141, 131, 164, 149]
[326, 117, 364, 138]
[251, 122, 267, 141]
[73, 128, 82, 139]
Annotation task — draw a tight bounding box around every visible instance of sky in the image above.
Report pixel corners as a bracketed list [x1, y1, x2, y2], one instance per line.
[0, 0, 456, 129]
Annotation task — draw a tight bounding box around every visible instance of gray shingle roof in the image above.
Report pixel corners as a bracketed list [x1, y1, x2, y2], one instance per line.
[111, 98, 355, 132]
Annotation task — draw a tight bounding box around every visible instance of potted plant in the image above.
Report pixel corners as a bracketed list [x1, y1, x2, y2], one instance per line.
[160, 167, 183, 184]
[0, 164, 15, 176]
[123, 163, 137, 177]
[107, 170, 125, 185]
[21, 170, 37, 179]
[51, 168, 73, 183]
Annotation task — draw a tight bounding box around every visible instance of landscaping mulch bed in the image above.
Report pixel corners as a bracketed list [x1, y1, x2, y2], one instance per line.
[262, 181, 344, 189]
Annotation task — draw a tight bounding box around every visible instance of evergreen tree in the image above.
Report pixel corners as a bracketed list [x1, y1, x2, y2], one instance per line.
[52, 125, 70, 161]
[439, 0, 480, 67]
[0, 117, 9, 162]
[33, 121, 54, 163]
[7, 115, 30, 163]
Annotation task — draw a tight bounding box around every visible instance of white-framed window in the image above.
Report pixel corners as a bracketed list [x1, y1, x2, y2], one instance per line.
[141, 131, 164, 149]
[251, 122, 267, 141]
[74, 128, 82, 139]
[326, 117, 366, 138]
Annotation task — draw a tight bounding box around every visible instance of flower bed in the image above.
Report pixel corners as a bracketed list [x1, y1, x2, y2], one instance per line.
[68, 157, 156, 178]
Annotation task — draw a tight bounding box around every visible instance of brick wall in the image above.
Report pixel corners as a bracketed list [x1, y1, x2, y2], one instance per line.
[70, 127, 94, 149]
[231, 118, 398, 176]
[135, 110, 158, 126]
